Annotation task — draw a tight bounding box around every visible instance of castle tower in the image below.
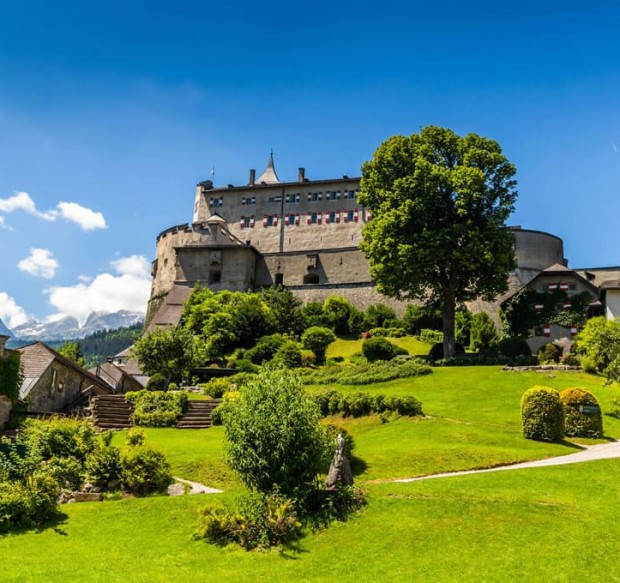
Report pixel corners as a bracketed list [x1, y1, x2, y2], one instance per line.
[255, 152, 281, 185]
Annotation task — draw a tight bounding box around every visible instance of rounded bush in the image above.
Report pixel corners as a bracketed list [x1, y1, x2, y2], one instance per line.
[537, 343, 561, 364]
[498, 337, 531, 358]
[521, 386, 564, 442]
[559, 388, 603, 438]
[120, 446, 172, 495]
[362, 337, 407, 362]
[428, 342, 465, 360]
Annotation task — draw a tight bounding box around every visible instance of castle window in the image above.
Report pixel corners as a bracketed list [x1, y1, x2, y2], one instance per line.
[275, 273, 284, 285]
[327, 191, 340, 201]
[308, 192, 321, 202]
[210, 197, 223, 207]
[345, 190, 357, 200]
[311, 212, 318, 224]
[240, 216, 254, 228]
[242, 197, 256, 205]
[328, 211, 337, 223]
[268, 196, 282, 203]
[209, 268, 221, 284]
[286, 213, 298, 226]
[303, 272, 320, 284]
[285, 194, 300, 203]
[346, 210, 355, 222]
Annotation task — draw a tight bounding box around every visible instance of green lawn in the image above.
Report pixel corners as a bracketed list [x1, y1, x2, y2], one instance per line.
[3, 364, 620, 580]
[326, 335, 432, 361]
[2, 459, 619, 582]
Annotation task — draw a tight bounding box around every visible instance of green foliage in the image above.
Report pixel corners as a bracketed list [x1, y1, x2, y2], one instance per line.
[301, 359, 432, 386]
[313, 389, 423, 418]
[126, 428, 146, 447]
[300, 302, 332, 330]
[19, 417, 97, 463]
[42, 456, 84, 490]
[126, 390, 188, 427]
[368, 327, 405, 338]
[433, 354, 537, 367]
[120, 446, 172, 496]
[145, 373, 165, 391]
[0, 352, 23, 402]
[222, 368, 330, 497]
[201, 377, 231, 399]
[537, 343, 561, 365]
[362, 337, 408, 362]
[574, 317, 620, 380]
[323, 296, 353, 336]
[131, 326, 205, 388]
[301, 326, 336, 364]
[272, 340, 303, 368]
[402, 304, 442, 335]
[359, 126, 517, 357]
[347, 308, 367, 336]
[0, 472, 60, 533]
[258, 286, 304, 337]
[85, 443, 122, 489]
[501, 289, 592, 338]
[194, 491, 303, 550]
[245, 333, 285, 364]
[77, 322, 142, 368]
[498, 337, 531, 358]
[521, 386, 564, 442]
[469, 312, 499, 353]
[365, 304, 397, 329]
[559, 388, 603, 438]
[420, 329, 444, 344]
[455, 310, 473, 346]
[57, 341, 85, 367]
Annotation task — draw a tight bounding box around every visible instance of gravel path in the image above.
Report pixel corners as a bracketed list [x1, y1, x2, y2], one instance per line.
[171, 477, 222, 494]
[393, 439, 620, 483]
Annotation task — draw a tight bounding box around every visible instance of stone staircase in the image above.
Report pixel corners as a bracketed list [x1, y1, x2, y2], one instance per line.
[91, 395, 133, 430]
[176, 399, 220, 429]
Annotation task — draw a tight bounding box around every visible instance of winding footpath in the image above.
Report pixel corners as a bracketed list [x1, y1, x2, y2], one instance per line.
[393, 439, 620, 483]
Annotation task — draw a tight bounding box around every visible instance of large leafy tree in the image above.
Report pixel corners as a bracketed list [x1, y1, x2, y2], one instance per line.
[131, 326, 205, 389]
[358, 126, 517, 357]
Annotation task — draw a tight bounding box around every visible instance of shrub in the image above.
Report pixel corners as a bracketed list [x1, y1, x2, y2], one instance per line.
[0, 473, 60, 533]
[235, 359, 260, 373]
[42, 456, 84, 490]
[222, 368, 330, 497]
[469, 312, 499, 353]
[362, 337, 408, 362]
[428, 342, 465, 360]
[301, 359, 432, 386]
[145, 373, 165, 391]
[120, 446, 172, 495]
[368, 327, 405, 338]
[521, 386, 564, 442]
[313, 389, 423, 418]
[559, 388, 603, 438]
[85, 444, 122, 490]
[421, 329, 444, 344]
[574, 316, 620, 378]
[245, 334, 286, 364]
[126, 428, 146, 447]
[300, 349, 316, 367]
[498, 337, 531, 358]
[537, 343, 561, 364]
[19, 417, 97, 462]
[126, 390, 188, 427]
[202, 377, 231, 399]
[301, 326, 336, 364]
[272, 340, 303, 368]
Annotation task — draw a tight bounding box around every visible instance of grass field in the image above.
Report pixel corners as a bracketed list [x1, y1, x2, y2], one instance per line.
[3, 362, 620, 581]
[326, 336, 432, 362]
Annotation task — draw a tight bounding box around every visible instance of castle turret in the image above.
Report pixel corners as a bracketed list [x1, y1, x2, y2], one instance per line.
[255, 152, 281, 185]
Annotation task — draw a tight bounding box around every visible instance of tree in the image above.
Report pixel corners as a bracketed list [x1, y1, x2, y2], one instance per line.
[323, 296, 353, 336]
[222, 368, 329, 497]
[301, 326, 336, 364]
[469, 312, 499, 353]
[58, 341, 85, 367]
[358, 126, 517, 357]
[575, 316, 620, 379]
[131, 326, 205, 389]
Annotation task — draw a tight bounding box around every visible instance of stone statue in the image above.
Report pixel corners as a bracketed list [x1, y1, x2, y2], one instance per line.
[326, 432, 353, 491]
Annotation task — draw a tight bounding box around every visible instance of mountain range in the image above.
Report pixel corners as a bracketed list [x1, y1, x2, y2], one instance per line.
[6, 310, 145, 343]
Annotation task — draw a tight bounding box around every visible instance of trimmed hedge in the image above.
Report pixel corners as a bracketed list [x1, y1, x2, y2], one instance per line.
[313, 389, 423, 418]
[362, 337, 408, 362]
[126, 390, 188, 427]
[560, 387, 603, 438]
[521, 386, 564, 442]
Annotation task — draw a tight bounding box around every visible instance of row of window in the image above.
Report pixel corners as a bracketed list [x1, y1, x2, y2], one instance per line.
[537, 282, 577, 293]
[239, 209, 371, 228]
[534, 324, 578, 337]
[210, 190, 359, 207]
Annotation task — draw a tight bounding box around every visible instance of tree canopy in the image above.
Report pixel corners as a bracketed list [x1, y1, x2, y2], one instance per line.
[358, 126, 517, 357]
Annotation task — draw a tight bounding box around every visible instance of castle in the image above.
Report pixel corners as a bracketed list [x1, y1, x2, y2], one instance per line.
[146, 155, 620, 350]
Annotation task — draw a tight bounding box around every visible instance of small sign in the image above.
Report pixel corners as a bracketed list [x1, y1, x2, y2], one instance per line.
[579, 405, 600, 415]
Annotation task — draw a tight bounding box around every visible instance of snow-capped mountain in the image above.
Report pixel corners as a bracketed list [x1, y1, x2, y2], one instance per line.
[10, 310, 144, 342]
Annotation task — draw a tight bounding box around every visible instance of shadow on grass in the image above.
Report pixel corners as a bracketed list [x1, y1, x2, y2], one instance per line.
[556, 439, 588, 451]
[350, 455, 367, 476]
[3, 508, 69, 537]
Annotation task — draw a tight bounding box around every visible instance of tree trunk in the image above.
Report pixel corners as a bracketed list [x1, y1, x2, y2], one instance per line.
[442, 286, 456, 358]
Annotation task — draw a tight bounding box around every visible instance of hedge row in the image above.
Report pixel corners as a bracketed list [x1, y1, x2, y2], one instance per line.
[126, 390, 188, 427]
[313, 389, 423, 418]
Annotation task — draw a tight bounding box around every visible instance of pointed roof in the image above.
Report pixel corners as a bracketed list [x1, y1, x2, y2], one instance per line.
[0, 318, 11, 338]
[255, 152, 281, 185]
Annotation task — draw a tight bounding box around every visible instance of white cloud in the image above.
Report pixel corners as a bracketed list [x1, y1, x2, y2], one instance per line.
[0, 292, 29, 328]
[17, 248, 59, 279]
[56, 201, 107, 231]
[0, 191, 106, 230]
[45, 255, 151, 324]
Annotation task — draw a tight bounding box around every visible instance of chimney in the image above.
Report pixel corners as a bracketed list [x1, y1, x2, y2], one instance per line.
[298, 167, 305, 183]
[249, 169, 256, 186]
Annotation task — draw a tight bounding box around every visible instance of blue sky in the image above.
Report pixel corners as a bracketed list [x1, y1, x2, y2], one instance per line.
[1, 0, 619, 328]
